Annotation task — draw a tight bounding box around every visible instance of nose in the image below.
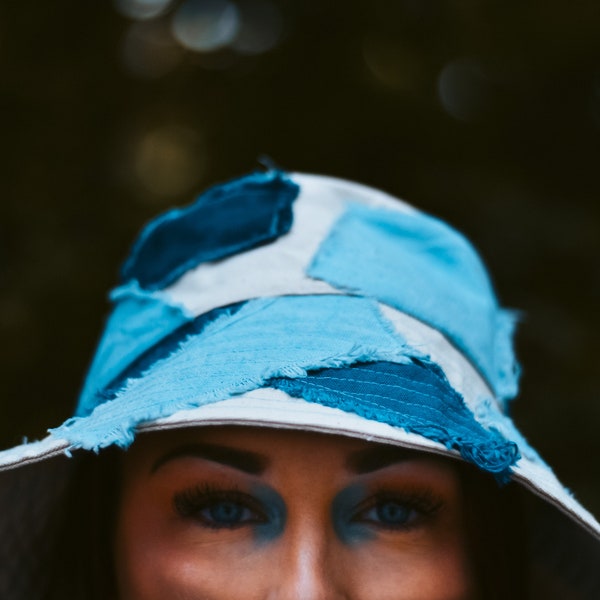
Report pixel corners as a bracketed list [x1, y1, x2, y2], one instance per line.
[267, 523, 348, 600]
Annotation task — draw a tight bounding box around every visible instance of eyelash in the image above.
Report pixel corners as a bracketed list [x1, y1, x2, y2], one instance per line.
[352, 489, 443, 531]
[173, 483, 267, 529]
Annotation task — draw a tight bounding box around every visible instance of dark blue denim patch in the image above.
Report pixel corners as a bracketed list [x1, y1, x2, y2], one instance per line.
[121, 170, 300, 291]
[269, 361, 519, 480]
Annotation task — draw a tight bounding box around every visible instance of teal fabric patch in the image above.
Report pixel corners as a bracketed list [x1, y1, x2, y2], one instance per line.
[54, 295, 419, 449]
[76, 282, 192, 417]
[308, 203, 520, 402]
[270, 361, 519, 479]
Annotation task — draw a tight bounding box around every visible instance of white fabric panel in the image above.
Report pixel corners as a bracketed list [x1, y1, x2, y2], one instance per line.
[163, 172, 416, 317]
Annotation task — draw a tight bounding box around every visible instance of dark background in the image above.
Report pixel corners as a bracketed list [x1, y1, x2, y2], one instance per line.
[1, 1, 598, 513]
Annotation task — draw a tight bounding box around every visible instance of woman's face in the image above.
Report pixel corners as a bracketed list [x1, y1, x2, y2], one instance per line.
[115, 426, 477, 599]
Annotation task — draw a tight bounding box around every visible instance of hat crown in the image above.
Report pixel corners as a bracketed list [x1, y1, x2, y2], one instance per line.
[77, 170, 518, 421]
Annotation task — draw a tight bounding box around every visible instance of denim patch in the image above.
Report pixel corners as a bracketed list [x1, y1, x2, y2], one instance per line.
[99, 302, 246, 402]
[120, 170, 300, 291]
[269, 361, 519, 479]
[77, 281, 192, 417]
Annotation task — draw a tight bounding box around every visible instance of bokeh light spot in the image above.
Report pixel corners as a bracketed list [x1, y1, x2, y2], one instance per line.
[132, 125, 206, 199]
[437, 58, 491, 122]
[172, 0, 240, 52]
[121, 21, 184, 78]
[114, 0, 174, 20]
[232, 0, 283, 55]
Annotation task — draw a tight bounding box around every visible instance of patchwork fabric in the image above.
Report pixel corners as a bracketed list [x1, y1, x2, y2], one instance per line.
[77, 281, 192, 417]
[270, 361, 519, 480]
[309, 203, 520, 403]
[69, 171, 523, 469]
[58, 295, 420, 450]
[99, 302, 246, 403]
[79, 170, 299, 415]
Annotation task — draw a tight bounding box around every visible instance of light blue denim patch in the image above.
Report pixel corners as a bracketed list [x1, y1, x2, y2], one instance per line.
[54, 295, 420, 450]
[308, 203, 520, 402]
[99, 303, 246, 403]
[76, 281, 192, 417]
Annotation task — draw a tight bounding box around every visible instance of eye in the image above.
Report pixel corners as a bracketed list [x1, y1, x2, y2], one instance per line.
[173, 485, 267, 529]
[353, 491, 442, 531]
[361, 500, 418, 528]
[201, 499, 257, 527]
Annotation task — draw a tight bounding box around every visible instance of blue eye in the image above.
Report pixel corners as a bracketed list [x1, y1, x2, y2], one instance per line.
[353, 491, 442, 531]
[174, 486, 266, 529]
[202, 500, 255, 527]
[365, 500, 417, 527]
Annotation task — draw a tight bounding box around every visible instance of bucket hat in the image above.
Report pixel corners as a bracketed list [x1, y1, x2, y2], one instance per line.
[1, 170, 599, 598]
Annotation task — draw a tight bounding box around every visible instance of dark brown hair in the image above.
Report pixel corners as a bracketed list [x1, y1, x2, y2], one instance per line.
[460, 463, 529, 599]
[45, 449, 121, 600]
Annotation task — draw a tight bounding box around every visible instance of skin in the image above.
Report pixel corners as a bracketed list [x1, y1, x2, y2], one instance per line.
[115, 426, 478, 600]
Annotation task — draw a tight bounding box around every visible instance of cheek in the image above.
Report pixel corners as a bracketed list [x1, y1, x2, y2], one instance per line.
[114, 485, 177, 599]
[114, 482, 273, 600]
[338, 520, 476, 599]
[330, 489, 476, 599]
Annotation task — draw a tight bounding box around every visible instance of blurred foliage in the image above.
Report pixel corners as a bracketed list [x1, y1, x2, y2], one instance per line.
[0, 0, 599, 512]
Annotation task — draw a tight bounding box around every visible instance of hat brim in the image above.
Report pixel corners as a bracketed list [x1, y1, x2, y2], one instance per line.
[1, 385, 598, 544]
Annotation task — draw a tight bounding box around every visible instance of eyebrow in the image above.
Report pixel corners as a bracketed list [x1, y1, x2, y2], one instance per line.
[346, 446, 414, 474]
[151, 442, 268, 475]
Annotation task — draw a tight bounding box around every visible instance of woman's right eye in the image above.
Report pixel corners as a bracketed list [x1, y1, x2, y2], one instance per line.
[173, 486, 267, 529]
[201, 499, 258, 527]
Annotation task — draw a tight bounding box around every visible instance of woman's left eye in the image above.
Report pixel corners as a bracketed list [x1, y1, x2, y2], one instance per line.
[174, 486, 266, 529]
[353, 492, 442, 531]
[359, 500, 419, 528]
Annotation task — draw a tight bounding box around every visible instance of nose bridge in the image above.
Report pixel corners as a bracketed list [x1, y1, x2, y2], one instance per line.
[268, 518, 347, 600]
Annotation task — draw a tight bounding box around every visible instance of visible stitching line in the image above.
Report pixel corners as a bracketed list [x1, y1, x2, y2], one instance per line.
[311, 373, 449, 401]
[287, 379, 481, 437]
[338, 365, 447, 389]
